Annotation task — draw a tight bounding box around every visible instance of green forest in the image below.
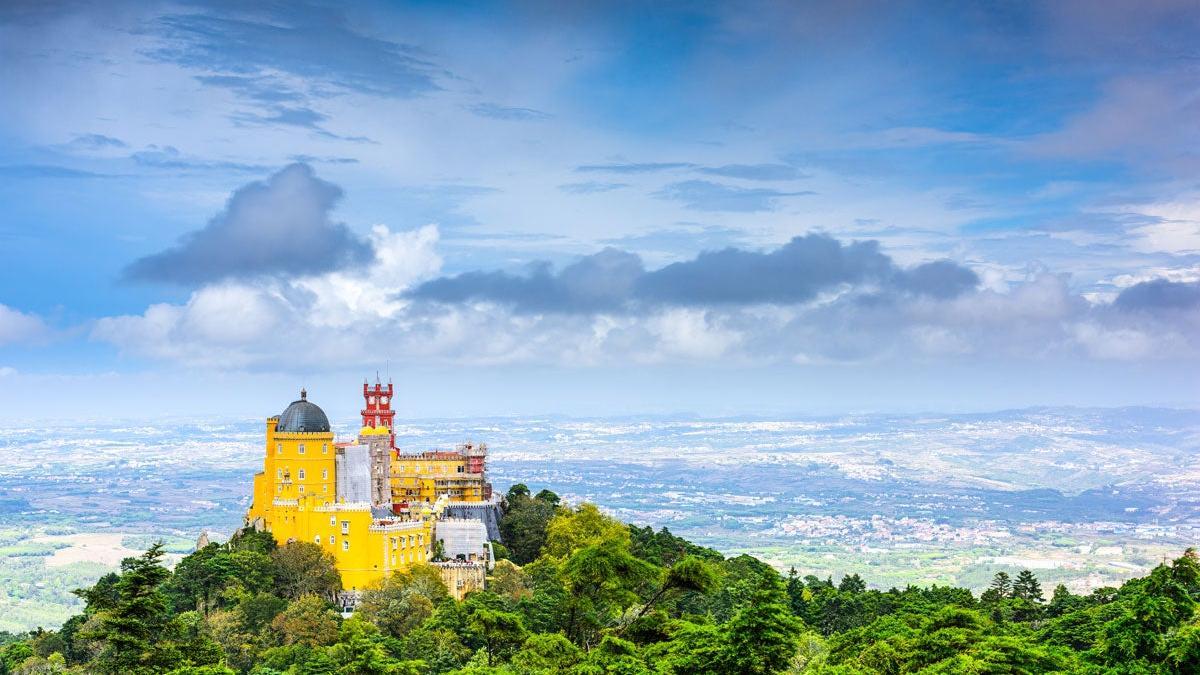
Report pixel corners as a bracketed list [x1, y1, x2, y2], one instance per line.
[2, 484, 1199, 674]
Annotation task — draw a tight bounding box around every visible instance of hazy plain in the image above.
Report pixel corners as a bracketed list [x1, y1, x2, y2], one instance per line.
[1, 406, 1196, 632]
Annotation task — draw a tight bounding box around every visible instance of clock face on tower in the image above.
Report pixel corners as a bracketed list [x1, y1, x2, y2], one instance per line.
[381, 396, 389, 405]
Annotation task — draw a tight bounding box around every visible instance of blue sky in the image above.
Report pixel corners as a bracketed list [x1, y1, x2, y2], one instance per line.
[0, 0, 1197, 420]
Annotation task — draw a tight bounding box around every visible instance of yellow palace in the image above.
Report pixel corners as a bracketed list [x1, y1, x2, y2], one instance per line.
[246, 380, 494, 593]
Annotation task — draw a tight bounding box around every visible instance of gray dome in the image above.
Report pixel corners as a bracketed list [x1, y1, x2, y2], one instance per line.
[277, 389, 330, 433]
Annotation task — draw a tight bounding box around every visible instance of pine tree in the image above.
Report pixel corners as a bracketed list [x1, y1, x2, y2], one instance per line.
[838, 573, 866, 594]
[1012, 570, 1044, 602]
[723, 575, 804, 675]
[989, 571, 1013, 598]
[786, 567, 806, 616]
[89, 543, 176, 674]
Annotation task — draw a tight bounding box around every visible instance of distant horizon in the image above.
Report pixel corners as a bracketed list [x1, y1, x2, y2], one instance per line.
[1, 397, 1195, 427]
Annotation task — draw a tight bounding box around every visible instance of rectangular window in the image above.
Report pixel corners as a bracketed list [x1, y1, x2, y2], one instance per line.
[342, 540, 349, 551]
[322, 469, 328, 480]
[298, 468, 306, 480]
[341, 521, 349, 535]
[298, 443, 305, 455]
[276, 443, 282, 454]
[323, 485, 328, 493]
[298, 485, 304, 494]
[314, 535, 321, 544]
[329, 535, 335, 545]
[276, 469, 282, 479]
[330, 516, 336, 526]
[322, 443, 328, 454]
[391, 538, 397, 550]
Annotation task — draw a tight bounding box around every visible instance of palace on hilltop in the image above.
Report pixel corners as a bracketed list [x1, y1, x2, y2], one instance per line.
[245, 378, 498, 599]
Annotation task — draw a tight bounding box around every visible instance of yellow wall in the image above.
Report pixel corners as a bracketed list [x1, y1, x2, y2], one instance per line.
[248, 417, 337, 529]
[294, 500, 431, 591]
[248, 416, 435, 591]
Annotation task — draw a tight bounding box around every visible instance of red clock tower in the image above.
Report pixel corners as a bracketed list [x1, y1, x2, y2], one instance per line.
[362, 376, 395, 435]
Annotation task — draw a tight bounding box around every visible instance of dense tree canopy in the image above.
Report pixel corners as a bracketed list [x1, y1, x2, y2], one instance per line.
[3, 495, 1199, 674]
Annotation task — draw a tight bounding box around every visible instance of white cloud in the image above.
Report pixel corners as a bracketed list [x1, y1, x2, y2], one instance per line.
[648, 309, 742, 361]
[1129, 219, 1200, 256]
[1082, 195, 1200, 256]
[0, 304, 49, 345]
[1031, 75, 1200, 170]
[295, 225, 442, 326]
[1110, 265, 1200, 289]
[89, 229, 1200, 370]
[93, 224, 442, 368]
[1072, 323, 1162, 361]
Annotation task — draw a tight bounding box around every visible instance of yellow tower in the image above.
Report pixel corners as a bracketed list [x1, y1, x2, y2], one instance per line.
[248, 389, 337, 532]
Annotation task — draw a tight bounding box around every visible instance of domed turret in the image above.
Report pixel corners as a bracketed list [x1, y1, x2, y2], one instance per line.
[276, 388, 330, 433]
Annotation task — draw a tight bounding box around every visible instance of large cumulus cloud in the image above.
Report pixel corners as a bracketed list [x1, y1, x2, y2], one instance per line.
[124, 163, 372, 284]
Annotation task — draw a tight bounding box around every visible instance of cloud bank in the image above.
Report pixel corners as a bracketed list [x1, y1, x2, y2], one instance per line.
[94, 237, 1198, 371]
[86, 164, 1199, 372]
[408, 234, 979, 312]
